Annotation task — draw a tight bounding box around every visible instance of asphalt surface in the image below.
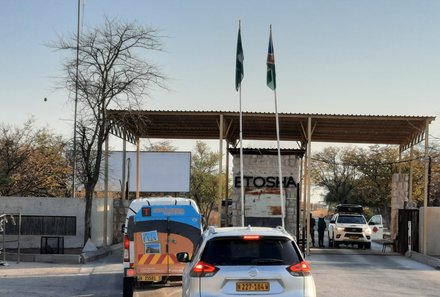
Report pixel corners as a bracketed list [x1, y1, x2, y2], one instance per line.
[1, 240, 439, 297]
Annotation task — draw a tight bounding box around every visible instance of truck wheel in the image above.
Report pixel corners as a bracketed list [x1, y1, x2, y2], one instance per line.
[358, 243, 364, 249]
[364, 242, 371, 249]
[328, 233, 333, 247]
[123, 277, 134, 297]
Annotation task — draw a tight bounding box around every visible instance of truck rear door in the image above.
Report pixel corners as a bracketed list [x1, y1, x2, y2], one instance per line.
[133, 205, 201, 281]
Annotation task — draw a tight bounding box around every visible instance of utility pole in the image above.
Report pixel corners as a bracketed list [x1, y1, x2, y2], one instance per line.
[72, 0, 81, 198]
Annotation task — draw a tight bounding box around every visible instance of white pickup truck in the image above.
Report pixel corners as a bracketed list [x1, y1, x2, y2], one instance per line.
[327, 204, 379, 249]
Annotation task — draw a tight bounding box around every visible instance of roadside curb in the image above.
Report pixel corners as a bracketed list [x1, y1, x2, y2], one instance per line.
[80, 243, 122, 263]
[4, 243, 122, 265]
[406, 251, 440, 270]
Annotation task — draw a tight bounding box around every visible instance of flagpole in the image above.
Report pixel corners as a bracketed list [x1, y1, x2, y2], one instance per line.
[273, 89, 285, 229]
[238, 20, 245, 227]
[239, 85, 245, 227]
[267, 25, 285, 228]
[235, 20, 245, 227]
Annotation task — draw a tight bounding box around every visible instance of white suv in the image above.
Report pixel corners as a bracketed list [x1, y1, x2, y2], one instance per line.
[177, 226, 316, 297]
[327, 205, 372, 249]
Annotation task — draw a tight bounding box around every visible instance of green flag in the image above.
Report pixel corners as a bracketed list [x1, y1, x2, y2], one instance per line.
[266, 27, 276, 90]
[235, 25, 244, 91]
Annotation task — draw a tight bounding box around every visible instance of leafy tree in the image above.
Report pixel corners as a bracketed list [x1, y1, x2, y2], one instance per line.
[349, 145, 398, 223]
[190, 141, 223, 227]
[52, 17, 165, 244]
[399, 143, 440, 207]
[310, 144, 440, 224]
[311, 145, 400, 222]
[310, 147, 360, 206]
[0, 120, 70, 197]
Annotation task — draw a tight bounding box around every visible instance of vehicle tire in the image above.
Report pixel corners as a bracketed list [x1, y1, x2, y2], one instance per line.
[364, 242, 371, 249]
[328, 232, 333, 247]
[333, 238, 339, 248]
[123, 277, 134, 297]
[358, 243, 364, 249]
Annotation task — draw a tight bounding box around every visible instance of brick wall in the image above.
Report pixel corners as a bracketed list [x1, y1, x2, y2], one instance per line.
[230, 150, 303, 236]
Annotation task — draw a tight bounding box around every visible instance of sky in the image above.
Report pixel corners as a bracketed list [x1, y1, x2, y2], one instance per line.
[1, 0, 440, 152]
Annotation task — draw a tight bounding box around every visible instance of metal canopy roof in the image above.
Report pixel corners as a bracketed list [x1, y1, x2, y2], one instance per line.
[107, 110, 435, 150]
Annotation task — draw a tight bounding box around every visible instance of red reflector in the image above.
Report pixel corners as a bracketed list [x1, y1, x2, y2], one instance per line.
[124, 235, 130, 250]
[126, 269, 135, 277]
[243, 235, 260, 240]
[142, 207, 151, 216]
[288, 261, 311, 276]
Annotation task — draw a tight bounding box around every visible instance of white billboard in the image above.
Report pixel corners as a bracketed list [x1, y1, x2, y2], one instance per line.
[97, 151, 191, 193]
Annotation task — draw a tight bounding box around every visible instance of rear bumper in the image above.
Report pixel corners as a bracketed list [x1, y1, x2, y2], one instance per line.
[123, 268, 182, 281]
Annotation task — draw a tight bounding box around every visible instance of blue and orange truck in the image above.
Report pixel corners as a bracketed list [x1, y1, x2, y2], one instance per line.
[122, 197, 202, 296]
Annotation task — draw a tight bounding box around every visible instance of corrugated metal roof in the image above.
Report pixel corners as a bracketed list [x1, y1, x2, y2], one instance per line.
[107, 109, 435, 150]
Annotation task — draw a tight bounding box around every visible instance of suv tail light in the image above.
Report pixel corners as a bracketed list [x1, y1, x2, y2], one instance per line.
[190, 261, 219, 277]
[123, 235, 130, 262]
[287, 261, 311, 276]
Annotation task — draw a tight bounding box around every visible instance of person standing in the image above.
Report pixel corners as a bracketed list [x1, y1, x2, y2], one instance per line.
[318, 215, 327, 248]
[308, 213, 316, 247]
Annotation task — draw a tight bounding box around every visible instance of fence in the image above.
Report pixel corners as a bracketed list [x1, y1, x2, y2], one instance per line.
[0, 213, 21, 264]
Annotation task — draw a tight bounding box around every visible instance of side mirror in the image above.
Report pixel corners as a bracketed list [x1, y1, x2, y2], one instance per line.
[176, 252, 191, 263]
[368, 222, 375, 226]
[121, 224, 125, 233]
[330, 220, 335, 224]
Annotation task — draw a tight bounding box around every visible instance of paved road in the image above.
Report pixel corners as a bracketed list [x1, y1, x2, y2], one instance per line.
[0, 251, 123, 297]
[1, 242, 439, 297]
[309, 246, 440, 297]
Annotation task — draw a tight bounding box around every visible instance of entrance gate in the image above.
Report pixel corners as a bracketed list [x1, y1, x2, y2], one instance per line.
[397, 209, 419, 254]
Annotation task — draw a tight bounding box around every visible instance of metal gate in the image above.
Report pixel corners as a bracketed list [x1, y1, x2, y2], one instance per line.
[397, 209, 419, 254]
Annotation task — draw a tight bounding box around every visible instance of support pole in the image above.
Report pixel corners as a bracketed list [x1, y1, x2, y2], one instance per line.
[423, 121, 429, 254]
[218, 115, 224, 226]
[103, 134, 109, 246]
[409, 146, 414, 205]
[121, 131, 127, 200]
[136, 137, 140, 199]
[224, 145, 230, 226]
[306, 117, 312, 256]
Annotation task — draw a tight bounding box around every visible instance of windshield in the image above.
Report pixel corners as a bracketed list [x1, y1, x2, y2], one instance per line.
[337, 215, 366, 224]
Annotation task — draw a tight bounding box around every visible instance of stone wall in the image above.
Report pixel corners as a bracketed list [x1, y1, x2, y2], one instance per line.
[113, 199, 131, 243]
[391, 173, 408, 240]
[229, 149, 303, 236]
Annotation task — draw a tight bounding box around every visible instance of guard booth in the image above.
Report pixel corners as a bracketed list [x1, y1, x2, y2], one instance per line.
[397, 209, 419, 254]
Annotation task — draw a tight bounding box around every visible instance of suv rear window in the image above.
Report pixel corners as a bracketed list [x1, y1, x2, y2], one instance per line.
[200, 237, 301, 266]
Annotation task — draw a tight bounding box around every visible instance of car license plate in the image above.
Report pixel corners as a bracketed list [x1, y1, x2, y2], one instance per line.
[138, 275, 161, 282]
[236, 281, 270, 292]
[349, 235, 359, 239]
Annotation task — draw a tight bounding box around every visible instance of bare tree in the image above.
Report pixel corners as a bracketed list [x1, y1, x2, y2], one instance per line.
[52, 17, 165, 244]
